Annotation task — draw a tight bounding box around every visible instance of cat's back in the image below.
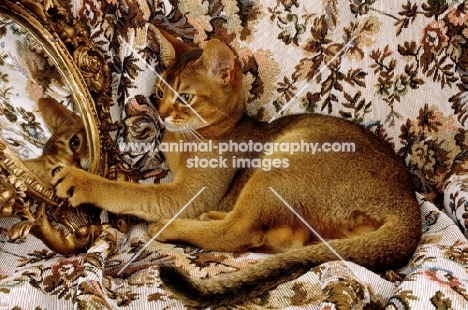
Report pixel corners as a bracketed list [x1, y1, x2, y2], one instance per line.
[269, 113, 377, 141]
[255, 113, 413, 192]
[263, 113, 393, 157]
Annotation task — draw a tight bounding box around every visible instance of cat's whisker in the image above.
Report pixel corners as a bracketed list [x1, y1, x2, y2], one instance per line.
[182, 128, 198, 144]
[185, 125, 206, 143]
[213, 109, 235, 121]
[179, 124, 201, 143]
[184, 130, 201, 144]
[176, 124, 198, 144]
[180, 129, 190, 142]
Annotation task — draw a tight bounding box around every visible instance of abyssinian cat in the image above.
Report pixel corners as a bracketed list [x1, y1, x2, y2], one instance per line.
[52, 28, 421, 307]
[24, 98, 89, 184]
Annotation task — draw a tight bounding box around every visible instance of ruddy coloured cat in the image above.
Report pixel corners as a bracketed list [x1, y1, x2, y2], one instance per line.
[52, 28, 421, 307]
[24, 98, 89, 184]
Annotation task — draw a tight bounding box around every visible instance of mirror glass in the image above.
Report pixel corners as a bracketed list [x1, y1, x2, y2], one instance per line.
[0, 2, 106, 254]
[0, 9, 99, 186]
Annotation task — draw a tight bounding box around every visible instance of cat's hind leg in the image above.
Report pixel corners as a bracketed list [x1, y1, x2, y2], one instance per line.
[198, 211, 229, 220]
[148, 179, 310, 253]
[148, 211, 265, 252]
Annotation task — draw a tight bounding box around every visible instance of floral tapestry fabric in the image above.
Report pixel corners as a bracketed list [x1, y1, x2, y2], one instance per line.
[1, 0, 468, 309]
[2, 197, 468, 309]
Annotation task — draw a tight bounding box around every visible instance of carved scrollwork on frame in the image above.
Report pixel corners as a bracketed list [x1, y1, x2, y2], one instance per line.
[0, 136, 104, 254]
[0, 0, 122, 254]
[16, 0, 109, 91]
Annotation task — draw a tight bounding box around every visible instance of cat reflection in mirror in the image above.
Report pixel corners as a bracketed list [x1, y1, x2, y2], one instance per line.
[51, 28, 421, 307]
[24, 98, 89, 184]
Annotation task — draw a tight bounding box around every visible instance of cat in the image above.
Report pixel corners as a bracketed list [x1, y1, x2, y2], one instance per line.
[24, 97, 89, 184]
[51, 28, 422, 307]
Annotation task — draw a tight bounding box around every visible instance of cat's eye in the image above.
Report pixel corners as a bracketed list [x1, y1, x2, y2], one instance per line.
[178, 93, 194, 105]
[156, 86, 164, 99]
[51, 166, 62, 177]
[69, 135, 81, 151]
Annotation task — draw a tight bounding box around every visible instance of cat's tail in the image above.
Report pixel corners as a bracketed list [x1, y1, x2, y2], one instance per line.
[159, 247, 317, 307]
[159, 218, 420, 307]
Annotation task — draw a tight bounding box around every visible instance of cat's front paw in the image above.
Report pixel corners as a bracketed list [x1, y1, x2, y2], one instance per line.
[52, 166, 96, 207]
[148, 219, 178, 243]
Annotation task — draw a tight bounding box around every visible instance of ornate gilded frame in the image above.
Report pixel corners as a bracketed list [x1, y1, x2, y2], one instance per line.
[0, 0, 123, 254]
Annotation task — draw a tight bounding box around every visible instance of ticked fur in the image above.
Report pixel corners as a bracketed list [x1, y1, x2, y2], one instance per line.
[24, 98, 89, 184]
[52, 27, 422, 307]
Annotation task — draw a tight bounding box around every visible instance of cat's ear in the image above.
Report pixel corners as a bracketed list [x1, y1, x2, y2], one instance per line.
[38, 98, 82, 133]
[201, 39, 235, 85]
[149, 25, 193, 68]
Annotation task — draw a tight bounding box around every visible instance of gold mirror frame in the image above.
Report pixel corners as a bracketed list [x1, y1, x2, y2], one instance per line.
[0, 0, 122, 254]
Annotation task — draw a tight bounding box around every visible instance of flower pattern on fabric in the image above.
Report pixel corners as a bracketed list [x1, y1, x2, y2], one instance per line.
[1, 0, 468, 309]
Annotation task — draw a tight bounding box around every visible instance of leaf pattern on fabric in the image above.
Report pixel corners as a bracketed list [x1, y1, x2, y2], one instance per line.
[1, 0, 468, 309]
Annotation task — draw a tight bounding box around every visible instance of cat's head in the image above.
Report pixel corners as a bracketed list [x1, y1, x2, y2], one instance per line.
[23, 98, 89, 183]
[154, 29, 245, 137]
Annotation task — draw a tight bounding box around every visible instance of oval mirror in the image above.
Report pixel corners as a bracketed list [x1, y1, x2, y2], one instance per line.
[0, 1, 104, 254]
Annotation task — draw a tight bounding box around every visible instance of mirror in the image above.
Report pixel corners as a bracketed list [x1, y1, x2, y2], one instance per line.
[0, 1, 110, 254]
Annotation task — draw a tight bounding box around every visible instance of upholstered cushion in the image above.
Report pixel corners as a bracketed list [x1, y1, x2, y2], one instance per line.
[1, 0, 468, 309]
